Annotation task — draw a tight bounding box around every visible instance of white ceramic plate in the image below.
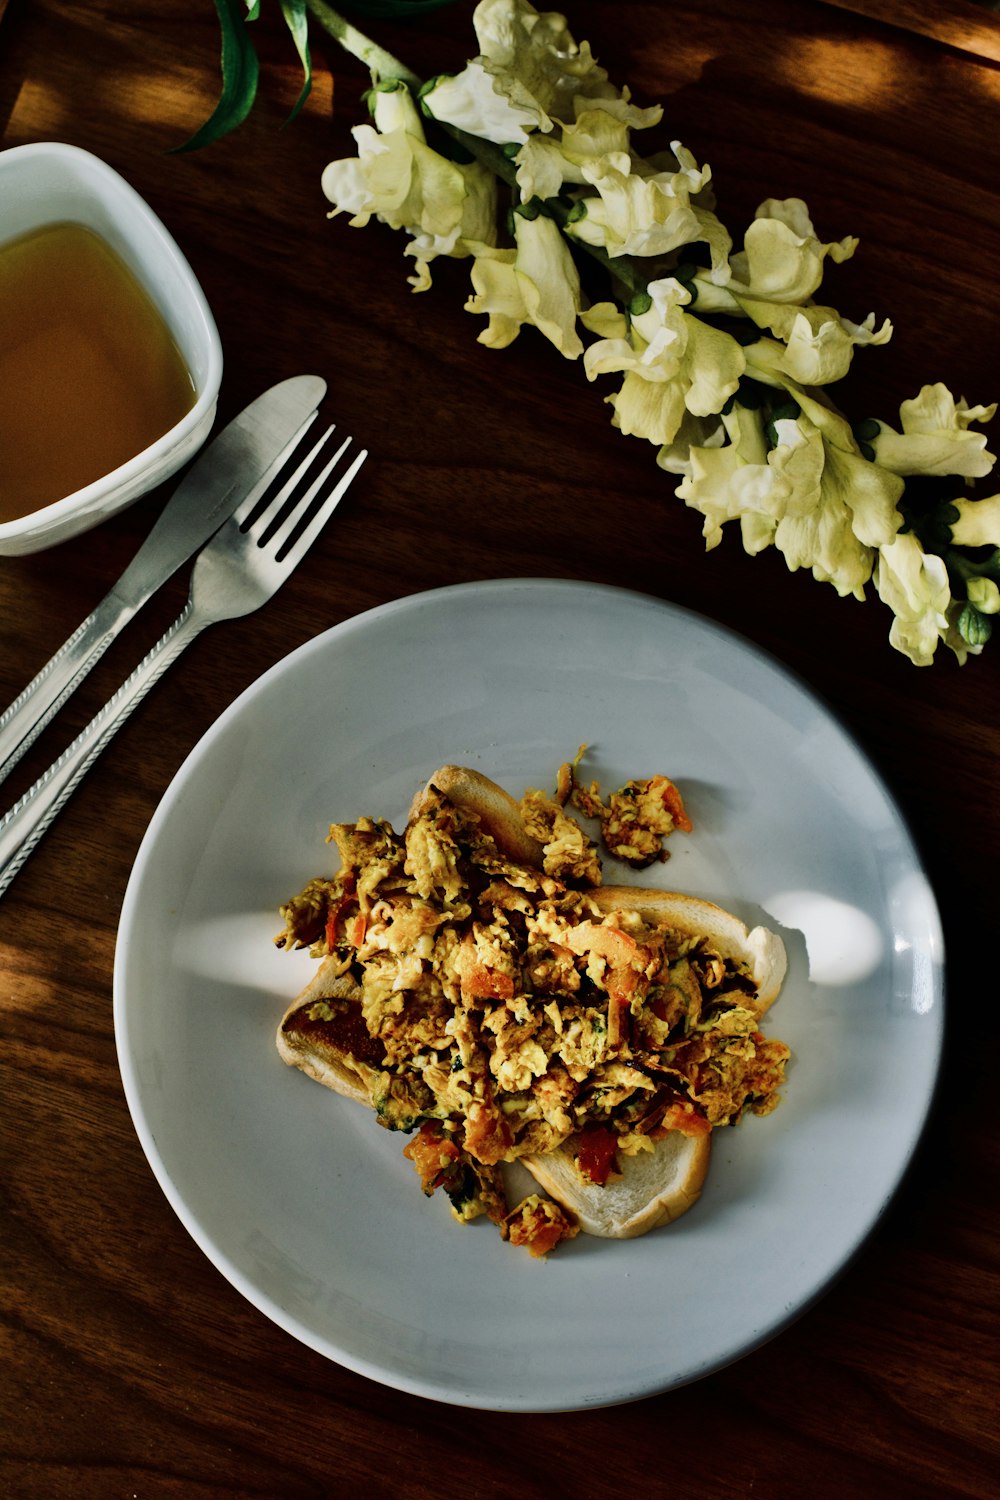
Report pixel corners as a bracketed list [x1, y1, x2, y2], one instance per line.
[114, 580, 943, 1410]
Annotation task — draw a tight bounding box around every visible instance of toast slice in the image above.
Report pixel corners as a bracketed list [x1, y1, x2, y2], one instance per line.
[276, 763, 789, 1247]
[523, 1125, 711, 1238]
[518, 887, 785, 1234]
[276, 959, 375, 1107]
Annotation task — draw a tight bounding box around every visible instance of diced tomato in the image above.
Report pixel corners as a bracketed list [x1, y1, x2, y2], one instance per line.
[403, 1121, 463, 1193]
[608, 970, 638, 1011]
[565, 921, 637, 967]
[514, 1219, 564, 1258]
[564, 921, 645, 1012]
[457, 933, 516, 1003]
[505, 1196, 579, 1257]
[323, 879, 361, 951]
[463, 1094, 514, 1165]
[655, 775, 693, 833]
[461, 961, 515, 1002]
[656, 1100, 711, 1139]
[574, 1125, 619, 1186]
[324, 909, 339, 950]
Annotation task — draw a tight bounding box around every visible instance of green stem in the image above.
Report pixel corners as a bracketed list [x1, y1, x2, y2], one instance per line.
[945, 546, 1000, 583]
[304, 0, 421, 87]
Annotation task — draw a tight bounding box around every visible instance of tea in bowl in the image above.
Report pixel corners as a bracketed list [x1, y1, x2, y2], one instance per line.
[0, 141, 223, 555]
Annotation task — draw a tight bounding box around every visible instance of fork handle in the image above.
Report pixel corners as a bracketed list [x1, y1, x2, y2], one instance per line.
[0, 601, 201, 901]
[0, 590, 136, 788]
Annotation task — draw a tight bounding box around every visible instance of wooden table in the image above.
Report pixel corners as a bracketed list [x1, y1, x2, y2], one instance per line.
[2, 1, 998, 1493]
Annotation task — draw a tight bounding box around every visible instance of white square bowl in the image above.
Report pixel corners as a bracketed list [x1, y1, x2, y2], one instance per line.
[0, 141, 223, 555]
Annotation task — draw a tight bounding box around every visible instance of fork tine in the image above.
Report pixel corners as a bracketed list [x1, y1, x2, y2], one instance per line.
[269, 438, 367, 562]
[241, 424, 337, 541]
[265, 434, 350, 556]
[227, 409, 321, 532]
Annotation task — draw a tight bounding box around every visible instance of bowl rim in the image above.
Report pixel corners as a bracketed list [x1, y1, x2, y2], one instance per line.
[0, 141, 223, 540]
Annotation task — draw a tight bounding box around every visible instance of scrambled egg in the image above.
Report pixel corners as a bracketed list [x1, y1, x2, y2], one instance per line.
[276, 767, 789, 1256]
[553, 747, 695, 868]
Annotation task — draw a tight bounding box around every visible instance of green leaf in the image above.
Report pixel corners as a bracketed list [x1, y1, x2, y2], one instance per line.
[280, 0, 313, 124]
[174, 0, 261, 152]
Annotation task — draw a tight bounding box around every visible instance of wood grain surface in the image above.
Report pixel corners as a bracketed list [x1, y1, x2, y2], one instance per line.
[1, 2, 998, 1496]
[820, 0, 1000, 61]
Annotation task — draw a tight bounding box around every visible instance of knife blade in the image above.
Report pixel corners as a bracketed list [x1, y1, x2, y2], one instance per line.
[0, 373, 327, 786]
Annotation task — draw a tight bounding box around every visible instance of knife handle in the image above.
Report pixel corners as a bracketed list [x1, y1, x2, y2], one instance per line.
[0, 603, 199, 901]
[0, 590, 135, 787]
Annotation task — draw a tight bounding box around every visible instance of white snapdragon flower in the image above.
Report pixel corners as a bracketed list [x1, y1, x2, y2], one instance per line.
[465, 209, 583, 357]
[772, 394, 904, 594]
[565, 144, 731, 280]
[655, 411, 726, 480]
[513, 134, 581, 201]
[677, 394, 903, 598]
[735, 300, 892, 385]
[404, 162, 498, 289]
[321, 83, 497, 290]
[873, 532, 954, 666]
[780, 308, 891, 385]
[582, 278, 744, 445]
[512, 105, 633, 201]
[574, 91, 664, 131]
[768, 421, 897, 597]
[869, 383, 997, 478]
[420, 60, 540, 145]
[687, 200, 886, 384]
[948, 491, 1000, 547]
[729, 198, 858, 303]
[672, 405, 781, 553]
[691, 199, 856, 303]
[422, 0, 616, 143]
[322, 85, 456, 232]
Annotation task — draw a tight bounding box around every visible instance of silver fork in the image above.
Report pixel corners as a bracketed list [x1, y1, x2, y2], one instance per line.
[0, 424, 367, 900]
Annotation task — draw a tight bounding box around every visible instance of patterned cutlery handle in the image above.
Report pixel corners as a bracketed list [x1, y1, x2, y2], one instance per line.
[0, 604, 197, 900]
[0, 592, 131, 786]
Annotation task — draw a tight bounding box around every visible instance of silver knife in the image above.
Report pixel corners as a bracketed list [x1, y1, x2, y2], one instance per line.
[0, 373, 327, 786]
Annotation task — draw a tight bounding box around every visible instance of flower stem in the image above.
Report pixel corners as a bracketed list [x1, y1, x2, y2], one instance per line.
[945, 546, 1000, 583]
[304, 0, 422, 88]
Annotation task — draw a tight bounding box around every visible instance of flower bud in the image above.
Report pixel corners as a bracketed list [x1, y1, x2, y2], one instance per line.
[958, 603, 993, 647]
[967, 576, 1000, 615]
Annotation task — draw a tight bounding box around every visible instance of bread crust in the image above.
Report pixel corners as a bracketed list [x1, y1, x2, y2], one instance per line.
[276, 960, 372, 1107]
[589, 886, 788, 1017]
[524, 1127, 711, 1238]
[408, 764, 546, 868]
